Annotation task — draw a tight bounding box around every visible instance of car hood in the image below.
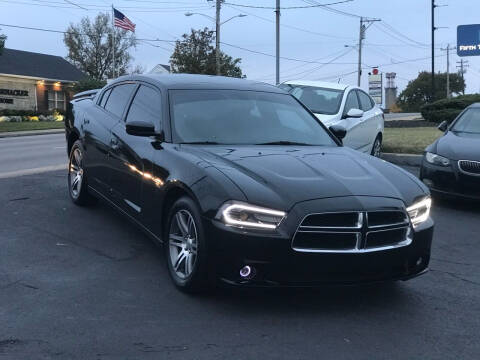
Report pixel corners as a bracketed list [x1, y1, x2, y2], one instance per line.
[434, 131, 480, 160]
[183, 145, 427, 211]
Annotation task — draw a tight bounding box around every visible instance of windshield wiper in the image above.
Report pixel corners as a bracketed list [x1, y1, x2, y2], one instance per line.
[255, 141, 314, 146]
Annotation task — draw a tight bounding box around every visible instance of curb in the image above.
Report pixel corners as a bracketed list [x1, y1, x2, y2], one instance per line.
[0, 128, 64, 138]
[381, 153, 422, 167]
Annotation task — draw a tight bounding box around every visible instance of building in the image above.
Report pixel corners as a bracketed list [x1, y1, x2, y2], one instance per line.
[149, 64, 171, 75]
[0, 48, 85, 112]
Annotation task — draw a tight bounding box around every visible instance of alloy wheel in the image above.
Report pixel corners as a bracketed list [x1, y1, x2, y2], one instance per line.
[69, 148, 84, 198]
[169, 209, 198, 279]
[373, 138, 382, 157]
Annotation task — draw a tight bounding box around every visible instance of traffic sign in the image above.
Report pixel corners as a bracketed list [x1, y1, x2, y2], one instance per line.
[457, 24, 480, 57]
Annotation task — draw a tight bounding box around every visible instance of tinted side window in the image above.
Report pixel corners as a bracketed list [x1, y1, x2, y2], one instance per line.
[358, 90, 374, 111]
[99, 88, 112, 108]
[104, 83, 136, 118]
[343, 91, 360, 114]
[126, 85, 161, 127]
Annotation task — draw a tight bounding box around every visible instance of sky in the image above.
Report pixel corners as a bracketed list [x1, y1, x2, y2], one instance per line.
[1, 0, 480, 94]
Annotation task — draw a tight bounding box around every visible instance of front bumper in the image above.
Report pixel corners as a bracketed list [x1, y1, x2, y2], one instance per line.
[420, 159, 480, 200]
[204, 197, 434, 287]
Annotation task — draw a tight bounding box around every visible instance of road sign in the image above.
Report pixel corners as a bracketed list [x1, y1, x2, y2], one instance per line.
[368, 73, 382, 105]
[457, 24, 480, 57]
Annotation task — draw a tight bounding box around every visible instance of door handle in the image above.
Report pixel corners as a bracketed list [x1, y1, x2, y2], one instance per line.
[83, 118, 90, 125]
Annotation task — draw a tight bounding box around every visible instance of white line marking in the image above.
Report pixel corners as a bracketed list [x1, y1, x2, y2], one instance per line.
[0, 164, 67, 179]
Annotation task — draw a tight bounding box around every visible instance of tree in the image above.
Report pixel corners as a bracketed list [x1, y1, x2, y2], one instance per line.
[170, 28, 243, 78]
[64, 13, 136, 80]
[72, 77, 107, 93]
[397, 71, 465, 112]
[0, 33, 6, 55]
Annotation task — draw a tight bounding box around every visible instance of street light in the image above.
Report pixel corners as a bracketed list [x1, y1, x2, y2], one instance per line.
[184, 11, 246, 75]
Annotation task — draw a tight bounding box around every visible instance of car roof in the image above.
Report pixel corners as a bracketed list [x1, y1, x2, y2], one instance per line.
[281, 80, 352, 91]
[468, 102, 480, 108]
[110, 73, 285, 93]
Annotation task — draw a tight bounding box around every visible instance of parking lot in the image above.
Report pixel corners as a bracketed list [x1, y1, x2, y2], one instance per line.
[1, 138, 479, 359]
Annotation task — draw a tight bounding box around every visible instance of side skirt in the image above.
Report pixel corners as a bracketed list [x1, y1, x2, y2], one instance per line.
[88, 185, 164, 245]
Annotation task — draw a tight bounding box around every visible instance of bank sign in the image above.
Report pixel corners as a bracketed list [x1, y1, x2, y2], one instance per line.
[457, 24, 480, 57]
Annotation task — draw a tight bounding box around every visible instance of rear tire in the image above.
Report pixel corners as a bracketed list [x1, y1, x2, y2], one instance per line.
[371, 134, 382, 157]
[164, 196, 209, 293]
[68, 140, 96, 206]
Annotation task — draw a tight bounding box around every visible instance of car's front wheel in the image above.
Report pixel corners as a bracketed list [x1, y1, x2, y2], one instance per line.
[164, 196, 209, 293]
[371, 134, 382, 157]
[68, 140, 96, 205]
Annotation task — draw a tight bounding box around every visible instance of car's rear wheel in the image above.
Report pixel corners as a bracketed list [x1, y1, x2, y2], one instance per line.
[164, 196, 209, 293]
[371, 134, 382, 157]
[68, 140, 96, 205]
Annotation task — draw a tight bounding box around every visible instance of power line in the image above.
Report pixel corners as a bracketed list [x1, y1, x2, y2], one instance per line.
[0, 22, 176, 42]
[221, 41, 357, 65]
[223, 3, 356, 40]
[223, 0, 353, 10]
[302, 0, 363, 18]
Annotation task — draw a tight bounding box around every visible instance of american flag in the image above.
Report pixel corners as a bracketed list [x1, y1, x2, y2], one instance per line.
[113, 8, 136, 32]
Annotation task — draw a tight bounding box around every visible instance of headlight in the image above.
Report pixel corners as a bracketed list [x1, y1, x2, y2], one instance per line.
[216, 201, 286, 230]
[425, 152, 450, 166]
[407, 197, 432, 228]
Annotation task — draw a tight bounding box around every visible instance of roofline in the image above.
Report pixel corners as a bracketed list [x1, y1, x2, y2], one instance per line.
[0, 73, 78, 83]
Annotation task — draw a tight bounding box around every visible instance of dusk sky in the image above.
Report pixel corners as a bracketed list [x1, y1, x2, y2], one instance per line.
[1, 0, 479, 93]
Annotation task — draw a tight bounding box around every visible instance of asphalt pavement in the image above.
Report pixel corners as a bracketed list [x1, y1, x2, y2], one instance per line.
[0, 134, 66, 179]
[0, 137, 479, 359]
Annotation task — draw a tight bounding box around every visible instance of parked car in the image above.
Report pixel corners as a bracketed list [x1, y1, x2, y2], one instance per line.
[65, 74, 433, 292]
[279, 80, 384, 156]
[420, 103, 480, 199]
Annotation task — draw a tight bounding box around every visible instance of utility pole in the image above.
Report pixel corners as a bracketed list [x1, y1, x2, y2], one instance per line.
[431, 0, 436, 102]
[215, 0, 221, 75]
[275, 0, 280, 85]
[441, 44, 455, 99]
[456, 59, 469, 95]
[357, 17, 380, 87]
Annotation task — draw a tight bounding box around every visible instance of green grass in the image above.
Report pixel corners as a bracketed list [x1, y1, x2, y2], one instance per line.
[383, 127, 442, 154]
[0, 121, 64, 133]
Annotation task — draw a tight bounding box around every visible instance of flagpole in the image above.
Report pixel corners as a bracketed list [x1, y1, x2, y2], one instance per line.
[112, 4, 115, 78]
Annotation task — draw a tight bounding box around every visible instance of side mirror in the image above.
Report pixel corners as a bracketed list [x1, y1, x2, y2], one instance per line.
[126, 120, 157, 137]
[344, 108, 364, 119]
[437, 120, 448, 132]
[329, 125, 347, 141]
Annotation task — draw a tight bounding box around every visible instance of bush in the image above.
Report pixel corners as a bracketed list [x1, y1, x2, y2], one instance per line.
[420, 94, 480, 123]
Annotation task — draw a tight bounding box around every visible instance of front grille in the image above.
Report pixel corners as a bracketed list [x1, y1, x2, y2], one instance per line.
[458, 160, 480, 176]
[292, 211, 411, 253]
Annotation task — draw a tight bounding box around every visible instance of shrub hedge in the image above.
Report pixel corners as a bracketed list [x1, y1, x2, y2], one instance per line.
[420, 94, 480, 123]
[0, 108, 65, 116]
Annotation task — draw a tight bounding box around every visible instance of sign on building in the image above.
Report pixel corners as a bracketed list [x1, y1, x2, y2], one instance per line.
[368, 73, 383, 105]
[457, 24, 480, 57]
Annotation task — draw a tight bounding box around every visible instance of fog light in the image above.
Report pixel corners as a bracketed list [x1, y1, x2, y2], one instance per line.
[239, 265, 255, 279]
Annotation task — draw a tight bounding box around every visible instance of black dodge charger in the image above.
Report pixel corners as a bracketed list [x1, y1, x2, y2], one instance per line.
[65, 74, 433, 292]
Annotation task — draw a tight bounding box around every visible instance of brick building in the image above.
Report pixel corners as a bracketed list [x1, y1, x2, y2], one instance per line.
[0, 48, 85, 112]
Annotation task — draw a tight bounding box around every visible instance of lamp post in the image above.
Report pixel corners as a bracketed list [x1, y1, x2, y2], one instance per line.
[185, 12, 246, 75]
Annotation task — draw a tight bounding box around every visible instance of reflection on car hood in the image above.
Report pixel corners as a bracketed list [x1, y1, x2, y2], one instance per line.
[314, 113, 339, 125]
[435, 131, 480, 160]
[184, 145, 426, 210]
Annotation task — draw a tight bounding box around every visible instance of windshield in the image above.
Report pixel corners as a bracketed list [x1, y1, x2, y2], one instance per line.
[451, 108, 480, 134]
[280, 84, 344, 115]
[169, 90, 337, 146]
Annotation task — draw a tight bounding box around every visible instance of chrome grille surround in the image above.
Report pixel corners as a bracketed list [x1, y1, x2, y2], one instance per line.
[292, 210, 412, 253]
[458, 160, 480, 176]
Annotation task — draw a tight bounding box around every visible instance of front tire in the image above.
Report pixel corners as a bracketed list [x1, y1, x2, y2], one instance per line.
[68, 140, 96, 206]
[164, 196, 209, 293]
[371, 134, 382, 157]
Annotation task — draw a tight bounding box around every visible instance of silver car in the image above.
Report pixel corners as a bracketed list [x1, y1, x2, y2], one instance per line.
[280, 80, 384, 156]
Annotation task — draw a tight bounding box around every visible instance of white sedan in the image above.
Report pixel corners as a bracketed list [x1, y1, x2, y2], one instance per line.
[279, 80, 384, 156]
